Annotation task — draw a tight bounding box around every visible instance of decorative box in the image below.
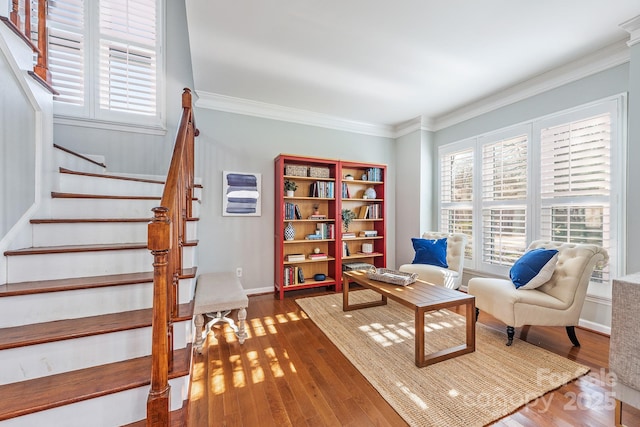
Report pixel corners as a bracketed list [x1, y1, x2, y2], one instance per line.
[285, 165, 308, 177]
[308, 166, 330, 178]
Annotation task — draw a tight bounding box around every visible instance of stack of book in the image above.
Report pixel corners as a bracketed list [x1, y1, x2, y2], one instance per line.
[342, 232, 357, 239]
[286, 253, 305, 262]
[309, 213, 327, 220]
[359, 230, 378, 237]
[308, 252, 328, 260]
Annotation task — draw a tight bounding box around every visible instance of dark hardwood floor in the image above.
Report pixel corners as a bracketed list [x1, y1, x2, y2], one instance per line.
[188, 288, 640, 426]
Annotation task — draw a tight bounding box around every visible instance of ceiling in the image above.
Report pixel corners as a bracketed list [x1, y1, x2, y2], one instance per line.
[185, 1, 638, 131]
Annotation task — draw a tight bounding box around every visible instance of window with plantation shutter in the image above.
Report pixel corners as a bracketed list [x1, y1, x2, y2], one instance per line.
[48, 0, 162, 126]
[47, 0, 85, 106]
[540, 113, 612, 283]
[440, 148, 473, 258]
[99, 0, 157, 115]
[481, 134, 528, 267]
[437, 97, 623, 293]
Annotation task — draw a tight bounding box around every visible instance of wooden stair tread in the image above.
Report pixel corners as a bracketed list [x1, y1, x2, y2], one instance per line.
[0, 346, 191, 421]
[59, 167, 165, 185]
[3, 242, 148, 256]
[0, 300, 195, 351]
[0, 268, 196, 297]
[31, 218, 151, 224]
[30, 217, 198, 223]
[54, 143, 107, 168]
[0, 271, 155, 296]
[0, 309, 152, 350]
[51, 192, 161, 200]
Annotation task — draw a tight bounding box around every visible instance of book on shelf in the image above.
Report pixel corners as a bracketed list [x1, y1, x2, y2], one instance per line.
[359, 230, 378, 237]
[283, 266, 299, 286]
[305, 233, 323, 240]
[308, 253, 328, 260]
[286, 253, 306, 262]
[342, 232, 357, 239]
[309, 214, 327, 219]
[342, 241, 351, 257]
[308, 181, 335, 198]
[358, 205, 369, 219]
[315, 223, 335, 239]
[294, 204, 302, 219]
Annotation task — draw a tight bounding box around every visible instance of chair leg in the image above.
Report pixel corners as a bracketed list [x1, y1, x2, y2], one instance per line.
[506, 326, 515, 346]
[566, 326, 581, 347]
[475, 307, 479, 321]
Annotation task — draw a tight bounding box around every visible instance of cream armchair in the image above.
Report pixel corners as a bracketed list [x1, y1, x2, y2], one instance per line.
[468, 240, 608, 346]
[399, 232, 467, 289]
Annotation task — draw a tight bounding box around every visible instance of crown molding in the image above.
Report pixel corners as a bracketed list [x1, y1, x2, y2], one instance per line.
[432, 39, 630, 131]
[620, 15, 640, 47]
[393, 115, 435, 137]
[195, 91, 395, 138]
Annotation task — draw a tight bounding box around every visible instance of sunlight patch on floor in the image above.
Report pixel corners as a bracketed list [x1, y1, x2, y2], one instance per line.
[396, 381, 428, 410]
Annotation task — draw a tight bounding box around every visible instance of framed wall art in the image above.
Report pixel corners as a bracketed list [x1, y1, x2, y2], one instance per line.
[222, 171, 261, 216]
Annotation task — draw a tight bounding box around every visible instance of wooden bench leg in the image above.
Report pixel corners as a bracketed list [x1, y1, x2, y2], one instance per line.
[194, 314, 205, 354]
[237, 308, 247, 344]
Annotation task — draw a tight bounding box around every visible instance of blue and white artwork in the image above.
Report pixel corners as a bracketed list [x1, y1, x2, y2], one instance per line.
[223, 171, 261, 216]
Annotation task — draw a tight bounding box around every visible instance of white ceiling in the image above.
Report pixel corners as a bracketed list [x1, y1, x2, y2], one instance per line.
[185, 1, 639, 131]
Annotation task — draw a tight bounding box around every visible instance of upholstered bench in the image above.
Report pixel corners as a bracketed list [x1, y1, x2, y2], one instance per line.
[193, 272, 248, 353]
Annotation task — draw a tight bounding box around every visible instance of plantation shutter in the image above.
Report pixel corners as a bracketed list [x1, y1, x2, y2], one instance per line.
[539, 114, 611, 283]
[440, 148, 473, 258]
[48, 0, 85, 106]
[99, 0, 157, 115]
[481, 135, 527, 266]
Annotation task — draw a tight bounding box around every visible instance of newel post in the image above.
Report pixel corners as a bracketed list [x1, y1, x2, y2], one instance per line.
[34, 0, 52, 84]
[147, 207, 172, 427]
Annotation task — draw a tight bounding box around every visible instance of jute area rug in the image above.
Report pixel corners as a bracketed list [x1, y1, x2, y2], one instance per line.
[296, 290, 589, 427]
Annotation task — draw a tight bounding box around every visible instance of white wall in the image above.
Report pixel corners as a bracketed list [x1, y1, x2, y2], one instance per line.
[193, 109, 395, 293]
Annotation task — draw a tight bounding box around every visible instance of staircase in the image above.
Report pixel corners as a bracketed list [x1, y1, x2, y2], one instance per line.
[0, 145, 199, 426]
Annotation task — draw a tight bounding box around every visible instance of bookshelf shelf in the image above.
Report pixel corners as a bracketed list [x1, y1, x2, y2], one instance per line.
[275, 154, 386, 300]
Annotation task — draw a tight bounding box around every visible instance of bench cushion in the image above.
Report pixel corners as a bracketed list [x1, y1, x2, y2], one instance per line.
[194, 272, 248, 315]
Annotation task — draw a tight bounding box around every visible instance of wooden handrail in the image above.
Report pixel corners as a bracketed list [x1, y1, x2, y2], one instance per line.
[147, 88, 198, 426]
[8, 0, 52, 85]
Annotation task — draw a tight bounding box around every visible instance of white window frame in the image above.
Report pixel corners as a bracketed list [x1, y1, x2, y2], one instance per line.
[437, 94, 626, 292]
[51, 0, 166, 133]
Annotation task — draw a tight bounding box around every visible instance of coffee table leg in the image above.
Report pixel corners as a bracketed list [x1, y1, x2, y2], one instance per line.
[415, 308, 425, 367]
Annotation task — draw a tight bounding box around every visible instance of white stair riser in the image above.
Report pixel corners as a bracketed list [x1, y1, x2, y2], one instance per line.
[31, 221, 198, 246]
[58, 174, 164, 197]
[48, 198, 201, 219]
[0, 277, 196, 328]
[0, 375, 189, 427]
[32, 222, 147, 246]
[54, 150, 106, 175]
[0, 320, 191, 386]
[7, 249, 154, 282]
[0, 283, 152, 328]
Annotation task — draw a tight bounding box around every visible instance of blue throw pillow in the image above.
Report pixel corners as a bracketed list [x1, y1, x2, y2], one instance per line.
[510, 248, 559, 289]
[411, 238, 448, 268]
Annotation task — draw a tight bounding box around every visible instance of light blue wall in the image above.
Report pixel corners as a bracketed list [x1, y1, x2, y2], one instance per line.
[626, 43, 640, 274]
[194, 109, 396, 292]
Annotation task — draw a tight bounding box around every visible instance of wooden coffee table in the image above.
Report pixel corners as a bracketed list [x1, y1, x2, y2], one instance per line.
[342, 270, 476, 367]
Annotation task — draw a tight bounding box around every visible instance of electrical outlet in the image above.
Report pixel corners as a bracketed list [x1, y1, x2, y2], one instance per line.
[236, 267, 242, 277]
